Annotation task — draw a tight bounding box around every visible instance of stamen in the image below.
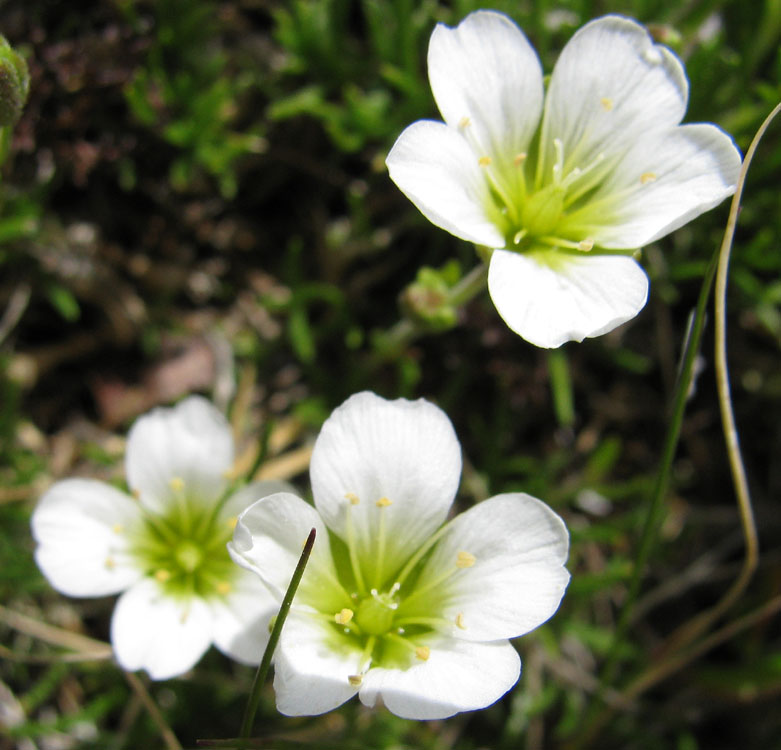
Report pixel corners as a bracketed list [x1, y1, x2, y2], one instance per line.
[458, 116, 471, 129]
[345, 504, 367, 593]
[132, 489, 141, 500]
[216, 581, 231, 595]
[514, 152, 527, 166]
[344, 492, 360, 505]
[169, 477, 185, 492]
[373, 497, 391, 587]
[478, 155, 492, 167]
[348, 674, 363, 686]
[335, 608, 354, 625]
[104, 556, 115, 570]
[155, 569, 171, 582]
[560, 152, 605, 191]
[112, 524, 123, 534]
[600, 97, 614, 112]
[455, 613, 467, 630]
[578, 239, 594, 252]
[552, 138, 565, 185]
[456, 551, 476, 568]
[226, 516, 238, 529]
[415, 646, 431, 661]
[640, 172, 657, 184]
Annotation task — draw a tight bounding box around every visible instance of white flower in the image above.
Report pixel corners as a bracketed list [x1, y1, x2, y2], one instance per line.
[229, 392, 570, 720]
[31, 396, 285, 680]
[386, 11, 742, 348]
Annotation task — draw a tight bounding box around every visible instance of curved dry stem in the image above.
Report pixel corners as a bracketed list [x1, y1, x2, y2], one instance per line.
[663, 101, 781, 654]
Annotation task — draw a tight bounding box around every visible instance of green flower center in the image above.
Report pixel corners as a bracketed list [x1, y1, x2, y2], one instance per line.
[305, 493, 478, 682]
[461, 111, 644, 256]
[353, 586, 400, 636]
[128, 478, 237, 600]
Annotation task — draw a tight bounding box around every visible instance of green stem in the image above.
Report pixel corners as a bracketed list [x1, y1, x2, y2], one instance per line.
[238, 527, 316, 745]
[547, 347, 575, 427]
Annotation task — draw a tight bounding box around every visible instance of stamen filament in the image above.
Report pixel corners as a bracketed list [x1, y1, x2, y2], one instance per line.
[359, 635, 376, 672]
[394, 615, 454, 630]
[345, 505, 367, 594]
[374, 500, 389, 589]
[394, 523, 451, 587]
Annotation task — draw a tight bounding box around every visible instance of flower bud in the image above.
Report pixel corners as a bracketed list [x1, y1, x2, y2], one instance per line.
[0, 35, 29, 126]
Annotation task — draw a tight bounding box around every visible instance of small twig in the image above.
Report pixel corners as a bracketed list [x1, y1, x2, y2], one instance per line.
[123, 671, 183, 750]
[572, 594, 781, 746]
[253, 444, 313, 482]
[0, 603, 113, 659]
[624, 593, 781, 700]
[0, 282, 31, 345]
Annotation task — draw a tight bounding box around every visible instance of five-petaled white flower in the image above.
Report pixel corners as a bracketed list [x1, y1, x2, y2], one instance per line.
[32, 396, 284, 680]
[229, 391, 570, 720]
[386, 11, 742, 348]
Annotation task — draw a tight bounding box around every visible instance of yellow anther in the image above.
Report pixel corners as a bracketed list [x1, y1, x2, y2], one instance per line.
[478, 155, 492, 167]
[415, 646, 431, 661]
[348, 674, 363, 686]
[600, 97, 614, 111]
[640, 172, 657, 184]
[216, 581, 232, 595]
[578, 239, 594, 252]
[514, 152, 527, 166]
[169, 477, 185, 492]
[459, 116, 471, 129]
[455, 613, 467, 630]
[226, 516, 238, 530]
[155, 569, 172, 582]
[131, 489, 141, 500]
[345, 492, 360, 505]
[334, 608, 354, 625]
[456, 551, 476, 568]
[104, 556, 115, 570]
[375, 496, 392, 507]
[112, 523, 123, 534]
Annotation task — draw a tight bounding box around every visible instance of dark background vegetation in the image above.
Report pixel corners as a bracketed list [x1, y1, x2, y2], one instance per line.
[0, 0, 779, 748]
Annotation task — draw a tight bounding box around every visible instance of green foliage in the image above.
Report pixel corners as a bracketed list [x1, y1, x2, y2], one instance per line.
[123, 0, 265, 197]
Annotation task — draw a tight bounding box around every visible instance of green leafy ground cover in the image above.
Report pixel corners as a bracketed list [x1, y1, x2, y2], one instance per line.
[0, 0, 779, 748]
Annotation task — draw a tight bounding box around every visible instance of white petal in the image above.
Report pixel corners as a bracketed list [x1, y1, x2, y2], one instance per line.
[582, 123, 741, 248]
[386, 120, 505, 247]
[310, 392, 462, 586]
[31, 479, 143, 597]
[273, 612, 362, 716]
[111, 578, 213, 680]
[428, 10, 543, 184]
[488, 249, 649, 348]
[541, 16, 688, 176]
[360, 636, 520, 720]
[411, 494, 570, 642]
[228, 493, 344, 614]
[211, 568, 277, 665]
[125, 396, 234, 514]
[218, 480, 297, 523]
